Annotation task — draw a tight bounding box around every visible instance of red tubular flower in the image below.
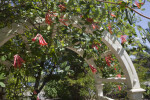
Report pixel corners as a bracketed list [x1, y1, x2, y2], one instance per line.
[89, 64, 97, 74]
[37, 97, 39, 100]
[92, 43, 101, 50]
[92, 24, 99, 29]
[39, 36, 48, 46]
[92, 24, 96, 29]
[116, 74, 121, 78]
[45, 13, 53, 25]
[117, 85, 121, 91]
[110, 13, 116, 17]
[33, 90, 37, 95]
[13, 54, 25, 68]
[92, 44, 98, 50]
[45, 11, 56, 25]
[86, 18, 93, 23]
[120, 35, 127, 44]
[105, 57, 111, 66]
[105, 55, 113, 67]
[80, 15, 83, 18]
[118, 1, 123, 5]
[108, 25, 113, 34]
[58, 4, 66, 11]
[32, 34, 48, 46]
[135, 1, 140, 8]
[135, 1, 144, 8]
[139, 2, 144, 5]
[86, 18, 99, 30]
[59, 18, 68, 26]
[98, 44, 101, 47]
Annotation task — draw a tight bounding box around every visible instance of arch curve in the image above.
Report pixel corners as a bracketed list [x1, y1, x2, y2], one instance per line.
[66, 31, 145, 100]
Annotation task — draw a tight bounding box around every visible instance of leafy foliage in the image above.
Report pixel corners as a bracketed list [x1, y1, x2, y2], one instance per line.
[0, 0, 150, 100]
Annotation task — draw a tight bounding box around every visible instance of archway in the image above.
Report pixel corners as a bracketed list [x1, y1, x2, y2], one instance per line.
[67, 31, 145, 100]
[0, 18, 145, 100]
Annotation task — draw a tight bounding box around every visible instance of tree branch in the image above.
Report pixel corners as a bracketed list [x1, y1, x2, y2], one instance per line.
[127, 6, 150, 19]
[97, 0, 119, 5]
[28, 18, 40, 31]
[38, 65, 59, 93]
[97, 0, 150, 19]
[34, 70, 42, 90]
[0, 60, 12, 67]
[33, 61, 44, 94]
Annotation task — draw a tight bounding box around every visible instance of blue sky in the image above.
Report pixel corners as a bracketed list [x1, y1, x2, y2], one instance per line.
[135, 0, 150, 48]
[136, 0, 150, 29]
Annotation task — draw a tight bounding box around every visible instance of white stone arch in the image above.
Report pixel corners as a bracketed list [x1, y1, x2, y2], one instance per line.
[0, 19, 145, 100]
[67, 31, 145, 100]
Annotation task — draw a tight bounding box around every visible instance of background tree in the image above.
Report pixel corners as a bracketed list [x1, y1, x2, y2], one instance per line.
[129, 22, 150, 99]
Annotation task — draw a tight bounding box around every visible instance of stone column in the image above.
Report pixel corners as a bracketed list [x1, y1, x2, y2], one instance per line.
[127, 88, 145, 100]
[95, 82, 104, 100]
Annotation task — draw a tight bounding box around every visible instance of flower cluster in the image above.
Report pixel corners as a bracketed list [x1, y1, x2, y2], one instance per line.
[116, 74, 122, 90]
[86, 18, 93, 23]
[58, 4, 66, 11]
[116, 74, 121, 78]
[120, 35, 127, 44]
[135, 1, 144, 9]
[13, 54, 25, 68]
[59, 16, 68, 26]
[105, 55, 113, 67]
[89, 64, 97, 74]
[32, 34, 48, 46]
[108, 24, 113, 34]
[13, 34, 47, 69]
[92, 43, 101, 50]
[86, 18, 99, 29]
[45, 11, 56, 25]
[45, 13, 53, 25]
[110, 12, 116, 18]
[117, 85, 121, 91]
[92, 24, 99, 29]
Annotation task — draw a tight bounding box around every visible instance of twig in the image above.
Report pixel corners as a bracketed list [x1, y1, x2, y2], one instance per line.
[127, 6, 150, 19]
[96, 0, 119, 5]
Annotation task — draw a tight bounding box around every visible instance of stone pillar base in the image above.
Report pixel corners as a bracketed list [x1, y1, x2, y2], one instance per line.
[96, 83, 104, 96]
[127, 88, 145, 100]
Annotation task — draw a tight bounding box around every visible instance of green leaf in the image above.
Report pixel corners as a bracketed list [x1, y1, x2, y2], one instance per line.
[47, 25, 51, 30]
[0, 73, 5, 80]
[8, 53, 12, 59]
[68, 0, 74, 6]
[141, 8, 145, 11]
[1, 55, 7, 61]
[112, 7, 116, 11]
[65, 66, 70, 71]
[77, 7, 81, 12]
[0, 82, 5, 87]
[148, 22, 150, 28]
[61, 61, 67, 68]
[57, 69, 64, 73]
